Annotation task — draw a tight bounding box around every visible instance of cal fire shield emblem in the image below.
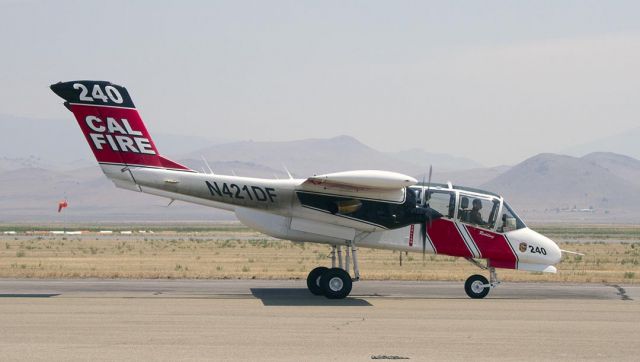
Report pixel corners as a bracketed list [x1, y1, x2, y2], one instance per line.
[519, 242, 528, 253]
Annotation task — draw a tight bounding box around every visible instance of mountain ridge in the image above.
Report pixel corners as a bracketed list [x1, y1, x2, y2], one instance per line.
[481, 152, 640, 222]
[2, 116, 640, 223]
[563, 127, 640, 160]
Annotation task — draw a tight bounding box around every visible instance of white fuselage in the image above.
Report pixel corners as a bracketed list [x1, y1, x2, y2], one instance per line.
[101, 164, 561, 272]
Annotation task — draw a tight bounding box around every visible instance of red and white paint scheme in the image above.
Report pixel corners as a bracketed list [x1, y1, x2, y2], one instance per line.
[51, 80, 564, 299]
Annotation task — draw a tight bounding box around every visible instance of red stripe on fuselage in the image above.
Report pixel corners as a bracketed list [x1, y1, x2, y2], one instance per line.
[464, 225, 517, 269]
[427, 219, 473, 258]
[409, 225, 414, 247]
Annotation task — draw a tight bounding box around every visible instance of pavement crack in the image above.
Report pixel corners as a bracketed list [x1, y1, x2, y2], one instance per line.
[332, 317, 365, 330]
[606, 284, 632, 301]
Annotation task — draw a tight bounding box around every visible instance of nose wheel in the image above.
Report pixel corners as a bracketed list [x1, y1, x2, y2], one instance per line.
[464, 274, 490, 299]
[464, 258, 501, 299]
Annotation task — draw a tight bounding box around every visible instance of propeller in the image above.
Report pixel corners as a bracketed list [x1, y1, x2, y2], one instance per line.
[420, 172, 426, 206]
[420, 166, 433, 263]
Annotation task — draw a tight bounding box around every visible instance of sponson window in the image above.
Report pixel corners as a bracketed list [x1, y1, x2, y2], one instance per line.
[296, 188, 428, 229]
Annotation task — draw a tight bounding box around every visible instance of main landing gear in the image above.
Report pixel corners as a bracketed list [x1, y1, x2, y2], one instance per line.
[306, 242, 359, 299]
[464, 258, 501, 299]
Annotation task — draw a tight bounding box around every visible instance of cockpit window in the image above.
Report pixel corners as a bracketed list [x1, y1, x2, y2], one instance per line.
[498, 202, 526, 232]
[426, 190, 455, 219]
[458, 194, 499, 230]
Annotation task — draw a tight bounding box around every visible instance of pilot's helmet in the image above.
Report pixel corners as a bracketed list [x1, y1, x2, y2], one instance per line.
[472, 199, 482, 209]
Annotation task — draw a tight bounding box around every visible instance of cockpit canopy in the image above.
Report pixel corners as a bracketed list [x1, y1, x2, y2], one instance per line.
[412, 184, 526, 233]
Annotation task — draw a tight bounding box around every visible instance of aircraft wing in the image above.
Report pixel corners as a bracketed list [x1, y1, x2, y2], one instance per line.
[299, 170, 417, 202]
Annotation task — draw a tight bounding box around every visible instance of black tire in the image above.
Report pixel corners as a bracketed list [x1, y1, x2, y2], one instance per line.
[464, 274, 490, 299]
[306, 267, 329, 296]
[320, 268, 352, 299]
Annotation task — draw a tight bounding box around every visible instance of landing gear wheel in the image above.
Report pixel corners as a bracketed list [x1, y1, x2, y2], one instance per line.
[465, 274, 490, 299]
[306, 267, 329, 296]
[320, 268, 352, 299]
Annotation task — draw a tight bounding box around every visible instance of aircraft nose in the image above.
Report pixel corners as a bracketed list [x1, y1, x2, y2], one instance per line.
[526, 228, 562, 265]
[544, 235, 562, 264]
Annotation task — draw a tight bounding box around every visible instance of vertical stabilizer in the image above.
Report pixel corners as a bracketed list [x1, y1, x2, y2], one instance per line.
[50, 80, 192, 172]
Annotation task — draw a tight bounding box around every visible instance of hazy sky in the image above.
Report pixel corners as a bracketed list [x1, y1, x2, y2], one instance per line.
[1, 0, 639, 165]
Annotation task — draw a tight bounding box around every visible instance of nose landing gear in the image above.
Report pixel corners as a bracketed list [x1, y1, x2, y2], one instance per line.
[464, 258, 501, 299]
[306, 242, 360, 299]
[464, 274, 490, 299]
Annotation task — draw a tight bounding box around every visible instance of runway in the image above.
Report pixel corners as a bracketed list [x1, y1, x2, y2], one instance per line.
[1, 279, 639, 361]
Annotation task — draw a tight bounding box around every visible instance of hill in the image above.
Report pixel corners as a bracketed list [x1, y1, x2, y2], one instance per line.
[4, 121, 640, 223]
[563, 127, 640, 160]
[481, 153, 640, 222]
[188, 135, 418, 177]
[581, 152, 640, 185]
[0, 114, 224, 171]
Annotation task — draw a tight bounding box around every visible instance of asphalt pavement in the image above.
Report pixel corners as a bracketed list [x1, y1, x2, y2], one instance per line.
[1, 279, 638, 361]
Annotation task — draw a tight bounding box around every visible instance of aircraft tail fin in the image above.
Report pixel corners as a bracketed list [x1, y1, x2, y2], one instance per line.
[50, 80, 192, 172]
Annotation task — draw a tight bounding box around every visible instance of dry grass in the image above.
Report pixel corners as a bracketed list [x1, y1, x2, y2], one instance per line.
[0, 226, 638, 284]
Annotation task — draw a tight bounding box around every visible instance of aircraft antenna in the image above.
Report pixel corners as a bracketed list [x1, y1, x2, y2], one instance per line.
[561, 249, 585, 256]
[283, 164, 293, 179]
[201, 155, 214, 174]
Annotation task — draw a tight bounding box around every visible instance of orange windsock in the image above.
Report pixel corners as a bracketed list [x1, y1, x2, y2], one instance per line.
[58, 200, 68, 213]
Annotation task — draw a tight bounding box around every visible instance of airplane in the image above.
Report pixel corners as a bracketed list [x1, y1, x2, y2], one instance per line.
[51, 80, 564, 299]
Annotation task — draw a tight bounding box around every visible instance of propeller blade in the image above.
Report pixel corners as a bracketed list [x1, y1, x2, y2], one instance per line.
[425, 165, 433, 205]
[420, 220, 427, 262]
[420, 166, 434, 263]
[420, 174, 426, 206]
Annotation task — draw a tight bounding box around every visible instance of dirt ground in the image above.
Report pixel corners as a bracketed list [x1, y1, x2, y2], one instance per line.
[0, 224, 638, 283]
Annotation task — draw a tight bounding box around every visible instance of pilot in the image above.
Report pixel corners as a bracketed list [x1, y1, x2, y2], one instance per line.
[469, 199, 487, 226]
